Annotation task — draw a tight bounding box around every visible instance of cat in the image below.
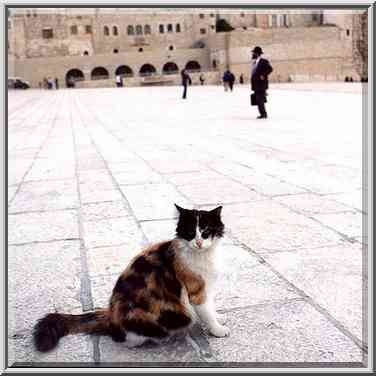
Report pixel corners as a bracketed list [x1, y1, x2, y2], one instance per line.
[33, 204, 230, 352]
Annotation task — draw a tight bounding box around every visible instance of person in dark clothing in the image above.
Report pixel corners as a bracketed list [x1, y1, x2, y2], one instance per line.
[239, 74, 244, 84]
[251, 46, 273, 119]
[223, 70, 231, 91]
[199, 74, 205, 85]
[229, 72, 235, 91]
[55, 78, 59, 90]
[181, 69, 192, 99]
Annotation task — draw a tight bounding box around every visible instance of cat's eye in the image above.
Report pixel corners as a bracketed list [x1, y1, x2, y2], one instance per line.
[202, 231, 211, 239]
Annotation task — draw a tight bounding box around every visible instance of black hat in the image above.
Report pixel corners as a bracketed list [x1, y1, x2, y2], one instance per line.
[251, 46, 263, 54]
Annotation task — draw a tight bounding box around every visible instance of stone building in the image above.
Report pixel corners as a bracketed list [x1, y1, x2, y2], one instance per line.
[7, 8, 367, 88]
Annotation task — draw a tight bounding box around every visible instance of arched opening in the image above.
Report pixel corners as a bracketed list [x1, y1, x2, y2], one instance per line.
[176, 23, 181, 32]
[65, 69, 85, 87]
[115, 65, 133, 78]
[185, 61, 201, 72]
[138, 48, 144, 52]
[113, 48, 119, 53]
[136, 25, 143, 35]
[144, 24, 151, 34]
[169, 45, 174, 51]
[162, 62, 179, 75]
[127, 25, 134, 35]
[104, 25, 109, 36]
[139, 64, 156, 77]
[91, 67, 109, 80]
[83, 51, 89, 56]
[167, 24, 173, 32]
[113, 25, 118, 36]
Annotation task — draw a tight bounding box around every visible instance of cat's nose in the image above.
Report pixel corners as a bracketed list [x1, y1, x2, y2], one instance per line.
[196, 239, 203, 248]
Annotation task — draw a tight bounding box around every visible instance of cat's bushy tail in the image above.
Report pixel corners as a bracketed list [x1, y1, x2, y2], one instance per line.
[33, 309, 110, 352]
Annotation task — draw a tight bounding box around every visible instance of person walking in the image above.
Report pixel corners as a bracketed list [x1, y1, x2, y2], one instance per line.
[199, 74, 205, 86]
[223, 69, 231, 92]
[229, 71, 235, 91]
[55, 77, 59, 90]
[239, 74, 244, 84]
[181, 69, 192, 99]
[250, 46, 273, 119]
[116, 74, 122, 87]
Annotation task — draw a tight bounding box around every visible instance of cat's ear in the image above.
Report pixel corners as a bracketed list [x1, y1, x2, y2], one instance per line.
[211, 206, 223, 217]
[175, 204, 185, 214]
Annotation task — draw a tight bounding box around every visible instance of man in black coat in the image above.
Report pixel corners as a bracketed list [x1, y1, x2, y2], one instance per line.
[251, 46, 273, 119]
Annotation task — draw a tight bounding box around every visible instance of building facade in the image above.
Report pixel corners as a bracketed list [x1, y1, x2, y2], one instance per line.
[7, 8, 367, 88]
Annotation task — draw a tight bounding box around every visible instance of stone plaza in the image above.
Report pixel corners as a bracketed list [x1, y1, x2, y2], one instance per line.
[7, 83, 367, 367]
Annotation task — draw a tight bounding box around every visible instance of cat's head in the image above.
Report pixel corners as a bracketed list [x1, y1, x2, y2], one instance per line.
[175, 204, 224, 252]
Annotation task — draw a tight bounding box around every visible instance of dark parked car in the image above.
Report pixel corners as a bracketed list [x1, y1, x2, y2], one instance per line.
[8, 77, 30, 89]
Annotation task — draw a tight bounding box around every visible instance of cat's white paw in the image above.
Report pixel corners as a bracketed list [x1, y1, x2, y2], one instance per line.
[210, 324, 230, 338]
[216, 312, 227, 324]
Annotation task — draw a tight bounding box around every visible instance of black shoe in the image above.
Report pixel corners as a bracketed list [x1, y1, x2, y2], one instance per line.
[257, 115, 267, 119]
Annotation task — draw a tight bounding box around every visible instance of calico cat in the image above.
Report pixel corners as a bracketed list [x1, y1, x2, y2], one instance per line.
[33, 204, 230, 352]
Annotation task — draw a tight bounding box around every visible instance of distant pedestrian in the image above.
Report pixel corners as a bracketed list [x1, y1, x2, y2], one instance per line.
[229, 72, 235, 91]
[199, 74, 205, 86]
[223, 69, 231, 92]
[239, 74, 244, 84]
[250, 46, 273, 119]
[55, 77, 59, 90]
[116, 74, 123, 88]
[47, 77, 53, 90]
[181, 69, 192, 99]
[38, 82, 42, 89]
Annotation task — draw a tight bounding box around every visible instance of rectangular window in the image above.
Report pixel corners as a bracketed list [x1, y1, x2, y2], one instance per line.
[200, 28, 206, 34]
[85, 25, 92, 34]
[199, 14, 204, 19]
[346, 29, 350, 36]
[159, 24, 164, 33]
[42, 28, 53, 39]
[70, 25, 78, 35]
[283, 14, 288, 27]
[167, 24, 173, 32]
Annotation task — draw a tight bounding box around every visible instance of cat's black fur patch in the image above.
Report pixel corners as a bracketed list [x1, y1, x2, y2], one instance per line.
[158, 310, 191, 329]
[109, 323, 126, 343]
[113, 274, 146, 297]
[131, 256, 155, 274]
[124, 319, 168, 338]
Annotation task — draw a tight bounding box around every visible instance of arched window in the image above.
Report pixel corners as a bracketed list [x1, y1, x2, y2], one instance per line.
[70, 25, 78, 35]
[83, 51, 89, 56]
[169, 45, 174, 51]
[136, 25, 143, 35]
[185, 60, 201, 72]
[162, 62, 179, 75]
[104, 26, 109, 36]
[113, 26, 118, 36]
[159, 24, 164, 33]
[139, 64, 156, 76]
[144, 24, 151, 34]
[127, 25, 134, 35]
[115, 65, 133, 77]
[167, 24, 173, 32]
[176, 23, 181, 32]
[91, 67, 109, 80]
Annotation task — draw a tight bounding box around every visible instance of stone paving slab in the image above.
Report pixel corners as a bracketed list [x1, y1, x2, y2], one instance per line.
[262, 244, 363, 341]
[81, 200, 132, 222]
[119, 183, 191, 221]
[8, 240, 81, 336]
[8, 179, 78, 213]
[206, 299, 363, 363]
[223, 201, 344, 252]
[8, 210, 78, 244]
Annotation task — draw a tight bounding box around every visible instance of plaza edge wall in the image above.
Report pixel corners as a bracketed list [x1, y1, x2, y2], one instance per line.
[13, 47, 210, 87]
